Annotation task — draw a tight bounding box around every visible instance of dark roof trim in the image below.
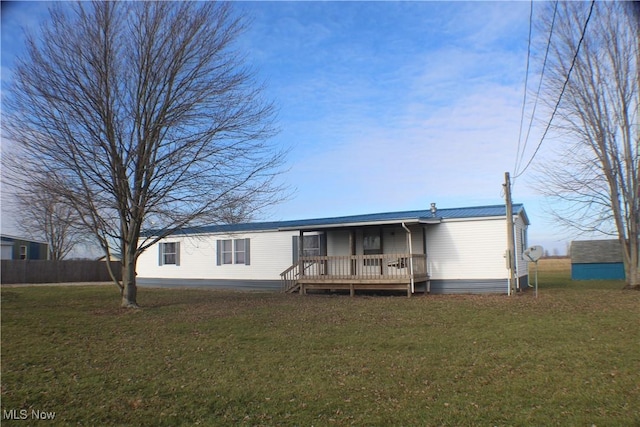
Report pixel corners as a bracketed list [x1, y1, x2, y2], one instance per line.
[277, 217, 442, 231]
[150, 204, 527, 237]
[0, 234, 49, 245]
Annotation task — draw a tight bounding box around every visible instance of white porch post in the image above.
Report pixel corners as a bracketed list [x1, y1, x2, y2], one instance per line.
[299, 230, 304, 277]
[402, 222, 415, 294]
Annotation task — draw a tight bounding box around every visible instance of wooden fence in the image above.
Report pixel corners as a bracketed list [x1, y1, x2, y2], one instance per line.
[1, 260, 122, 284]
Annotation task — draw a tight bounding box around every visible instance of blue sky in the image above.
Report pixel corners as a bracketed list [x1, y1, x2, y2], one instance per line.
[1, 1, 571, 255]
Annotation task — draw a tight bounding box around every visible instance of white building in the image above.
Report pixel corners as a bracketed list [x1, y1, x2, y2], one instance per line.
[137, 204, 530, 295]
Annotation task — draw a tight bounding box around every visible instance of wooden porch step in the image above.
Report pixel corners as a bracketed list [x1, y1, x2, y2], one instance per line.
[284, 283, 301, 294]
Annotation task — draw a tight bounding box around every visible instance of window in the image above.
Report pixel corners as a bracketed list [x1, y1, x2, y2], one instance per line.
[159, 242, 180, 266]
[363, 230, 381, 254]
[163, 243, 177, 265]
[234, 239, 245, 264]
[217, 239, 250, 265]
[19, 245, 27, 260]
[292, 234, 325, 263]
[222, 240, 233, 264]
[363, 229, 382, 266]
[303, 235, 320, 257]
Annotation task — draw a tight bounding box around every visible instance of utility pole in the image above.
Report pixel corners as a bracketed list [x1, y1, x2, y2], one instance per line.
[504, 172, 517, 295]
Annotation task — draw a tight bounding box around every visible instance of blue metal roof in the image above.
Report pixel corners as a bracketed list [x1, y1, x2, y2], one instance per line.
[165, 204, 527, 236]
[0, 234, 48, 245]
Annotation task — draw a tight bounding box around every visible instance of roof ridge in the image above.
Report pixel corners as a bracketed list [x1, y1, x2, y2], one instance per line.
[276, 203, 522, 222]
[151, 203, 527, 236]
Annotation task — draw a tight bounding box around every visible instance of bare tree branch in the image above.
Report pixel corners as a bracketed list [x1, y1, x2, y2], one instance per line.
[532, 2, 639, 288]
[5, 179, 91, 260]
[3, 1, 286, 307]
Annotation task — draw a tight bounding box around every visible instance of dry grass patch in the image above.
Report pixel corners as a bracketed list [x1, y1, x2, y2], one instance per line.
[2, 266, 639, 426]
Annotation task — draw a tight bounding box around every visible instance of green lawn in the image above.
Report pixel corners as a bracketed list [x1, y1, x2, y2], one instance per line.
[2, 261, 639, 426]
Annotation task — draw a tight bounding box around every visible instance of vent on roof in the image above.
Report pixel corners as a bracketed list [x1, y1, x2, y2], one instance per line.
[430, 203, 437, 217]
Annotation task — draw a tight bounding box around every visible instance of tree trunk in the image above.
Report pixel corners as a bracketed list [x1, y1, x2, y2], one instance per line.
[623, 258, 640, 290]
[620, 233, 640, 290]
[120, 252, 139, 308]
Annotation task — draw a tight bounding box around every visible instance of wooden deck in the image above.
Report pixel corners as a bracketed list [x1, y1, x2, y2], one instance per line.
[281, 254, 429, 297]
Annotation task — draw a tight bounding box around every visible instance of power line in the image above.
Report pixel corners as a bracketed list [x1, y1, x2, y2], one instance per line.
[514, 0, 558, 182]
[513, 0, 534, 181]
[514, 0, 596, 179]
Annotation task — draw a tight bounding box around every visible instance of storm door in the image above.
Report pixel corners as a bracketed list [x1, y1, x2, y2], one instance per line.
[362, 228, 383, 275]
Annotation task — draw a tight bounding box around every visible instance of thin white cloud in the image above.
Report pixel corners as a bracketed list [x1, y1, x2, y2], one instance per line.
[1, 1, 569, 253]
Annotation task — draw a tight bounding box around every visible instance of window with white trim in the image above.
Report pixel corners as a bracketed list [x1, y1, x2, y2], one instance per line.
[19, 245, 27, 260]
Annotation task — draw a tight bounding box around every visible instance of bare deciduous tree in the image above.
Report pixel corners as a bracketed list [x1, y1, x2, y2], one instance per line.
[533, 2, 638, 289]
[4, 1, 285, 306]
[11, 183, 88, 260]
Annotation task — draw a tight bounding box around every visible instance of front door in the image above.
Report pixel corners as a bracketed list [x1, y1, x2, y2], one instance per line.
[362, 228, 383, 276]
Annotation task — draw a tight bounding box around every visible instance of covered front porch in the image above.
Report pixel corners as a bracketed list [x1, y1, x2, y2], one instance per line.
[281, 253, 429, 296]
[279, 215, 439, 297]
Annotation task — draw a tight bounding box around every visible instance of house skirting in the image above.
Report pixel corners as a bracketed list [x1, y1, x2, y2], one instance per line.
[137, 278, 282, 292]
[138, 276, 530, 295]
[423, 275, 528, 294]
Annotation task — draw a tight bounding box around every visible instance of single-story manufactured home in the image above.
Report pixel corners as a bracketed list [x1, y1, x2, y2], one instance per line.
[570, 239, 626, 280]
[0, 234, 49, 260]
[137, 203, 530, 296]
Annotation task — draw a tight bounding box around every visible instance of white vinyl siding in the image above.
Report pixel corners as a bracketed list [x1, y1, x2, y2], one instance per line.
[326, 231, 350, 256]
[383, 225, 424, 254]
[426, 218, 508, 281]
[514, 215, 529, 277]
[382, 228, 406, 253]
[139, 231, 296, 281]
